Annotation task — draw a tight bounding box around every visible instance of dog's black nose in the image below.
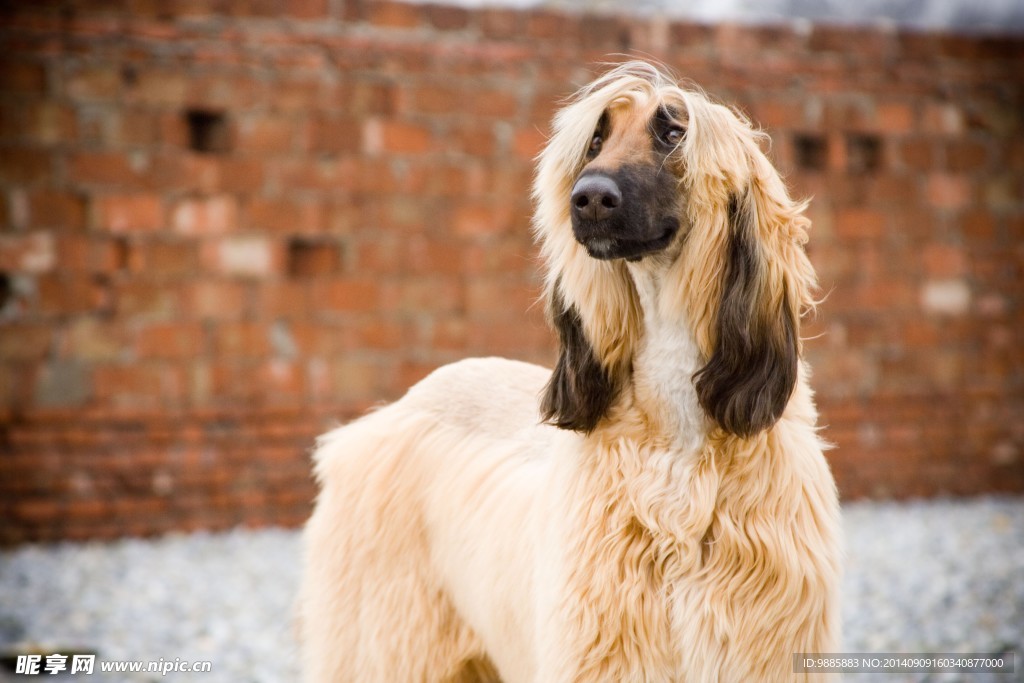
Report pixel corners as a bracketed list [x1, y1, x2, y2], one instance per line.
[571, 175, 621, 222]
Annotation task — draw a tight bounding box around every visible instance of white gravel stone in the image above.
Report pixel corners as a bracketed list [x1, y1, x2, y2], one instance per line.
[1, 497, 1021, 682]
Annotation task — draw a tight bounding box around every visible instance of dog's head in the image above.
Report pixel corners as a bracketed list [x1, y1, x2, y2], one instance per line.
[534, 61, 817, 438]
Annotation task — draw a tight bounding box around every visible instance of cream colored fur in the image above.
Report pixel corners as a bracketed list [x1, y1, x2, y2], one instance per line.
[300, 61, 841, 682]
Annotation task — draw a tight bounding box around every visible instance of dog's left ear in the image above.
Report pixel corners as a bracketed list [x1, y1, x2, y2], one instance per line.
[541, 281, 621, 433]
[694, 188, 799, 438]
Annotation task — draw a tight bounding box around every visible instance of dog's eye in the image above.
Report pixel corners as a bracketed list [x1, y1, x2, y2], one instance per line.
[588, 133, 603, 155]
[662, 127, 685, 146]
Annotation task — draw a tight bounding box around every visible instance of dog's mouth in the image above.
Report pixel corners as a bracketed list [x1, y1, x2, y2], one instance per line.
[580, 217, 680, 262]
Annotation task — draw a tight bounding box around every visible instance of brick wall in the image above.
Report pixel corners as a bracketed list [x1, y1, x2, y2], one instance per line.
[1, 1, 1021, 543]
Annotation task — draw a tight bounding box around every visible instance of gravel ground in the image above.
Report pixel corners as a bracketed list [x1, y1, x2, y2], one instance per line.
[1, 497, 1021, 682]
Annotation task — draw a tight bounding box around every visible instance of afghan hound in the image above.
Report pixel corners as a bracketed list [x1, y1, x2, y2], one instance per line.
[299, 61, 841, 682]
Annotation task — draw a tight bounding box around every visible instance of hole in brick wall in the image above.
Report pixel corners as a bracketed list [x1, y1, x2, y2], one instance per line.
[288, 239, 341, 277]
[793, 134, 828, 171]
[847, 134, 882, 173]
[112, 237, 130, 271]
[0, 272, 11, 310]
[185, 109, 230, 154]
[120, 64, 138, 87]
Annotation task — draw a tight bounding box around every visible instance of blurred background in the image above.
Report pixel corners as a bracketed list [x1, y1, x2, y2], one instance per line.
[1, 0, 1021, 546]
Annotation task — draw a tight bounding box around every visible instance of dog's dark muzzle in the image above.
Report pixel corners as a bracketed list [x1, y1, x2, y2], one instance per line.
[570, 169, 680, 262]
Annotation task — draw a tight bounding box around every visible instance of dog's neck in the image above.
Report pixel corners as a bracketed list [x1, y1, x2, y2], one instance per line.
[625, 259, 709, 455]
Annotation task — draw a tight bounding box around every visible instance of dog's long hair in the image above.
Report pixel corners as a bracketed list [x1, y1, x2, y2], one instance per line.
[300, 61, 840, 683]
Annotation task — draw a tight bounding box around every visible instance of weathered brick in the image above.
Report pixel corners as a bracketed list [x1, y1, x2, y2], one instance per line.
[921, 243, 967, 277]
[0, 232, 55, 273]
[453, 203, 514, 237]
[181, 280, 249, 319]
[137, 322, 206, 359]
[0, 147, 50, 184]
[93, 194, 164, 233]
[367, 1, 420, 28]
[0, 323, 52, 360]
[0, 61, 48, 93]
[128, 240, 200, 277]
[235, 115, 295, 154]
[246, 198, 323, 234]
[362, 119, 432, 155]
[202, 235, 282, 278]
[172, 195, 239, 235]
[925, 174, 972, 211]
[213, 322, 271, 357]
[921, 279, 971, 315]
[68, 151, 143, 187]
[834, 207, 887, 239]
[311, 278, 380, 313]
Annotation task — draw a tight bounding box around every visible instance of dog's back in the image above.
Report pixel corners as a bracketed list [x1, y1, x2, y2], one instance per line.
[301, 357, 564, 682]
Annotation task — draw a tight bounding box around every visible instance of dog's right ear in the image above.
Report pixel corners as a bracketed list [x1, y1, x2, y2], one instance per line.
[541, 281, 620, 433]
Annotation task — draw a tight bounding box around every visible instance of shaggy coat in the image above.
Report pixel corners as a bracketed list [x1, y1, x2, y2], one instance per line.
[300, 61, 841, 682]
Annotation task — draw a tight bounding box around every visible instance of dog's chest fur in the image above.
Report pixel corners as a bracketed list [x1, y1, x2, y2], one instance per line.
[627, 262, 708, 454]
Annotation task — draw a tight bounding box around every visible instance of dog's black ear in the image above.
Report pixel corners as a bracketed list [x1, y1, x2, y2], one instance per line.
[694, 192, 798, 438]
[541, 283, 620, 433]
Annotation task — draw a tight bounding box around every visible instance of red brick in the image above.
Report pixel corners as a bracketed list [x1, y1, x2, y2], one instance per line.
[235, 115, 295, 154]
[213, 322, 270, 357]
[246, 198, 323, 234]
[832, 207, 885, 240]
[93, 363, 168, 402]
[363, 119, 432, 155]
[253, 281, 309, 318]
[137, 322, 206, 359]
[112, 281, 179, 318]
[0, 324, 52, 360]
[172, 195, 239, 235]
[407, 83, 465, 115]
[944, 139, 990, 172]
[126, 69, 189, 106]
[181, 281, 249, 319]
[28, 190, 87, 230]
[0, 232, 55, 273]
[898, 138, 935, 170]
[0, 101, 76, 144]
[260, 359, 306, 399]
[0, 61, 47, 93]
[925, 174, 972, 211]
[55, 235, 127, 273]
[367, 2, 421, 28]
[479, 8, 523, 39]
[311, 278, 380, 313]
[128, 240, 200, 277]
[380, 276, 462, 314]
[61, 317, 128, 361]
[922, 102, 964, 135]
[0, 147, 50, 184]
[466, 279, 537, 317]
[288, 239, 341, 276]
[67, 151, 142, 186]
[921, 243, 967, 277]
[307, 116, 361, 155]
[960, 210, 996, 239]
[64, 65, 120, 101]
[876, 102, 915, 134]
[331, 356, 387, 400]
[38, 274, 109, 314]
[526, 11, 576, 40]
[467, 89, 519, 118]
[93, 194, 164, 233]
[453, 203, 514, 237]
[425, 5, 470, 30]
